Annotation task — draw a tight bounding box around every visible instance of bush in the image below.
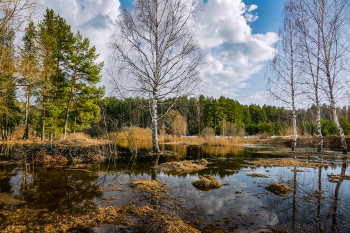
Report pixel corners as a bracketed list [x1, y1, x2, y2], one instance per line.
[201, 127, 215, 137]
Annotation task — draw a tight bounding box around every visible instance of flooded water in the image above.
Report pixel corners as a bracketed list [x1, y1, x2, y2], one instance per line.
[1, 143, 350, 232]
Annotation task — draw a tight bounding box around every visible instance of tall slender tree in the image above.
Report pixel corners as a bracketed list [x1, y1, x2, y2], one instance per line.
[110, 0, 204, 152]
[267, 0, 303, 151]
[63, 31, 104, 137]
[20, 20, 40, 139]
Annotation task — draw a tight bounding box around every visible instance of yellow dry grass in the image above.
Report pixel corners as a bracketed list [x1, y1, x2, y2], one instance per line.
[153, 159, 210, 173]
[129, 179, 168, 193]
[192, 175, 222, 189]
[266, 183, 294, 196]
[247, 173, 268, 178]
[248, 158, 330, 168]
[1, 205, 158, 233]
[327, 174, 350, 180]
[0, 193, 25, 205]
[110, 127, 153, 141]
[203, 137, 244, 147]
[143, 214, 200, 233]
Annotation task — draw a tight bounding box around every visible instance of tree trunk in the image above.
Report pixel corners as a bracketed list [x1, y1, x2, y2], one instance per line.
[331, 96, 347, 154]
[151, 97, 160, 153]
[316, 103, 323, 152]
[23, 87, 31, 140]
[41, 84, 46, 142]
[292, 100, 297, 151]
[63, 65, 77, 138]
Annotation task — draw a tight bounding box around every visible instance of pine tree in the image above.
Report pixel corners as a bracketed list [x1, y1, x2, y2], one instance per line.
[20, 20, 40, 139]
[38, 9, 57, 141]
[63, 31, 104, 136]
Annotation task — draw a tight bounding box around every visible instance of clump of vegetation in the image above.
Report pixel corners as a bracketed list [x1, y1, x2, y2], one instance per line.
[266, 184, 294, 196]
[192, 175, 222, 189]
[140, 214, 200, 233]
[129, 179, 168, 194]
[327, 174, 350, 181]
[247, 173, 268, 178]
[249, 158, 330, 168]
[34, 150, 68, 165]
[154, 159, 210, 173]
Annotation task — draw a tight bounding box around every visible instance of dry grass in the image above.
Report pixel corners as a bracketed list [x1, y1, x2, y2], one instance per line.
[247, 173, 268, 178]
[1, 205, 158, 233]
[141, 214, 200, 233]
[129, 179, 168, 194]
[248, 158, 331, 168]
[0, 193, 25, 205]
[153, 159, 210, 173]
[266, 184, 294, 196]
[34, 150, 68, 165]
[327, 174, 350, 180]
[110, 127, 153, 141]
[192, 175, 222, 189]
[203, 137, 244, 147]
[161, 135, 204, 145]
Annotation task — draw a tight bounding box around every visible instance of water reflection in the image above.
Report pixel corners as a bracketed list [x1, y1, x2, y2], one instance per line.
[0, 145, 349, 232]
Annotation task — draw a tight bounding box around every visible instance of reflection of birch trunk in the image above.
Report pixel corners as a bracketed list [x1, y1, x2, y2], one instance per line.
[317, 166, 322, 229]
[331, 160, 347, 232]
[292, 166, 297, 231]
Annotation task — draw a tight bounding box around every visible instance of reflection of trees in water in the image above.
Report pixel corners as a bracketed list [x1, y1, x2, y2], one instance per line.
[20, 167, 102, 214]
[0, 164, 17, 194]
[330, 159, 347, 232]
[264, 160, 350, 231]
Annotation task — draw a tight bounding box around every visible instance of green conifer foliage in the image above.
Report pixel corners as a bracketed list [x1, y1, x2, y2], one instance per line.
[63, 31, 104, 136]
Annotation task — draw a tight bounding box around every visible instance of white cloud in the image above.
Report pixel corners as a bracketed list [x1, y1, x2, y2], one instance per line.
[199, 0, 279, 103]
[42, 0, 121, 64]
[40, 0, 121, 93]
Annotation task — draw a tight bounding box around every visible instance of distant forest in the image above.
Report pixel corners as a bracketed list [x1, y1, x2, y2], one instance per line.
[85, 96, 350, 138]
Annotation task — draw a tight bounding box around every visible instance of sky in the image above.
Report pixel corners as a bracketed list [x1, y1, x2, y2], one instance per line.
[40, 0, 284, 105]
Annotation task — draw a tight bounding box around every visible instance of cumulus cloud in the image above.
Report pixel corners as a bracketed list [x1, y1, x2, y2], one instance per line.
[199, 0, 278, 103]
[42, 0, 121, 63]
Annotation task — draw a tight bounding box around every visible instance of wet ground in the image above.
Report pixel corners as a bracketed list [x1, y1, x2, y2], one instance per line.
[1, 143, 350, 232]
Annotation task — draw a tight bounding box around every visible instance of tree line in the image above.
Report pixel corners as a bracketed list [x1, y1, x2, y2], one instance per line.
[85, 95, 350, 138]
[1, 8, 104, 140]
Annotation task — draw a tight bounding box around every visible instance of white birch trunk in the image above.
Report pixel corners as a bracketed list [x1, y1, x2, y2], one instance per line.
[292, 108, 297, 151]
[152, 96, 160, 153]
[331, 97, 347, 154]
[316, 103, 323, 152]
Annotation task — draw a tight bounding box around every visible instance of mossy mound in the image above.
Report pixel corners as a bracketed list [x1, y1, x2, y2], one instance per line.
[141, 214, 200, 233]
[154, 159, 210, 173]
[192, 175, 222, 190]
[266, 183, 293, 196]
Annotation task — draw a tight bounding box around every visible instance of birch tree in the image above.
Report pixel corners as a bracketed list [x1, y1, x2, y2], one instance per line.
[267, 0, 302, 151]
[110, 0, 204, 152]
[300, 0, 350, 154]
[295, 0, 323, 151]
[318, 0, 349, 154]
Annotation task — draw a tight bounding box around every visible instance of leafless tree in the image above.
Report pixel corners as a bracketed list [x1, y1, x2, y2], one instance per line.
[109, 0, 205, 152]
[295, 0, 324, 151]
[267, 0, 303, 151]
[0, 0, 37, 38]
[301, 0, 349, 154]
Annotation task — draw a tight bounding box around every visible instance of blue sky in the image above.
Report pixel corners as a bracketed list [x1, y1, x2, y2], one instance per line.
[43, 0, 284, 105]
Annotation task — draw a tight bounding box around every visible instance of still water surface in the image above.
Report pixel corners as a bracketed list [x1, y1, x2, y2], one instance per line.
[0, 143, 350, 232]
